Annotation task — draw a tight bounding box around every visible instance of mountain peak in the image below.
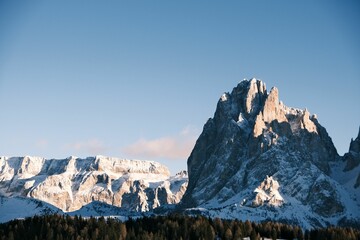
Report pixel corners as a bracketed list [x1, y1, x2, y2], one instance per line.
[182, 79, 356, 228]
[217, 79, 318, 137]
[343, 126, 360, 172]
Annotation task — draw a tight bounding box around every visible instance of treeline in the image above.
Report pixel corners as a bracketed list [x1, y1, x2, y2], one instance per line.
[0, 214, 359, 240]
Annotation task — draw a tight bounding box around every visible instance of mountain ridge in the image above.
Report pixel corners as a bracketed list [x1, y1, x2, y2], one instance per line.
[0, 155, 187, 213]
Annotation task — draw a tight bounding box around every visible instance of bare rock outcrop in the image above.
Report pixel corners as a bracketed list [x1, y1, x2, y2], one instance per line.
[252, 175, 284, 207]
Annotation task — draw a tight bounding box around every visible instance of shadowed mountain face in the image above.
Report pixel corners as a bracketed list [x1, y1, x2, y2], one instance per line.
[344, 128, 360, 172]
[342, 128, 360, 189]
[181, 79, 359, 228]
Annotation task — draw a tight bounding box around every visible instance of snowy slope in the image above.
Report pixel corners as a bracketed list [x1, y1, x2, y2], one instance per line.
[67, 201, 140, 219]
[0, 196, 61, 223]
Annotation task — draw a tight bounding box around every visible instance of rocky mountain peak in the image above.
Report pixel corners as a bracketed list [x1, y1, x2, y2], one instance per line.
[350, 127, 360, 153]
[181, 79, 358, 228]
[245, 79, 267, 116]
[262, 86, 287, 123]
[343, 127, 360, 172]
[214, 79, 321, 139]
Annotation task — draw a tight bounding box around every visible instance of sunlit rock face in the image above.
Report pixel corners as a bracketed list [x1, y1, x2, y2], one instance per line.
[181, 79, 359, 228]
[0, 155, 187, 212]
[252, 175, 284, 207]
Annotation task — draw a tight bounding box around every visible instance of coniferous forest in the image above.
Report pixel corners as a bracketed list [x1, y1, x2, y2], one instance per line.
[0, 214, 359, 240]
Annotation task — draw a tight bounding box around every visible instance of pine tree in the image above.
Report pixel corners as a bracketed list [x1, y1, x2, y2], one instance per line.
[7, 231, 14, 240]
[250, 229, 258, 240]
[224, 227, 233, 240]
[271, 227, 277, 240]
[119, 223, 127, 240]
[244, 220, 253, 237]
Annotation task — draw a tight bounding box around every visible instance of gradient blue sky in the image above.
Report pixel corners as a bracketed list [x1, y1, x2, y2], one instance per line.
[1, 1, 359, 174]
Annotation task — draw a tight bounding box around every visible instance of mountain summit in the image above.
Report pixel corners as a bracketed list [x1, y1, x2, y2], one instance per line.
[181, 79, 359, 228]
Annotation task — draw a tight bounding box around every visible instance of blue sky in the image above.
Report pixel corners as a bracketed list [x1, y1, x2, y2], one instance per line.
[0, 1, 359, 174]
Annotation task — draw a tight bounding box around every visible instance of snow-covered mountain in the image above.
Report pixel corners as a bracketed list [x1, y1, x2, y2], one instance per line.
[181, 79, 360, 228]
[0, 156, 187, 213]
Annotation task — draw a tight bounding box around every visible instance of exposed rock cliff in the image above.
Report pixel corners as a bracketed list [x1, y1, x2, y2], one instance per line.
[252, 175, 284, 207]
[343, 128, 360, 172]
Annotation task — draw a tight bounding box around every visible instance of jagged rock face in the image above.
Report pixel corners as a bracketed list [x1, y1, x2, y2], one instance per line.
[337, 128, 360, 197]
[343, 128, 360, 172]
[0, 156, 188, 212]
[182, 79, 359, 228]
[252, 176, 284, 207]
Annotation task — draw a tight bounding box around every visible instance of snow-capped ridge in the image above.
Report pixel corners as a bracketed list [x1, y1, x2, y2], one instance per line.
[0, 155, 187, 213]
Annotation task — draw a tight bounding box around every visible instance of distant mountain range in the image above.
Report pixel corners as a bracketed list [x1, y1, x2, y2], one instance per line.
[1, 79, 359, 229]
[0, 156, 187, 222]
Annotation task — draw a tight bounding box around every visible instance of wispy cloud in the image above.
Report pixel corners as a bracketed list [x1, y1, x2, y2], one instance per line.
[35, 139, 49, 149]
[123, 126, 199, 160]
[65, 139, 107, 155]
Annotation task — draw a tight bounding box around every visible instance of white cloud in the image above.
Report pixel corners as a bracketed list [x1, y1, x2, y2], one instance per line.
[65, 139, 107, 155]
[123, 126, 199, 160]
